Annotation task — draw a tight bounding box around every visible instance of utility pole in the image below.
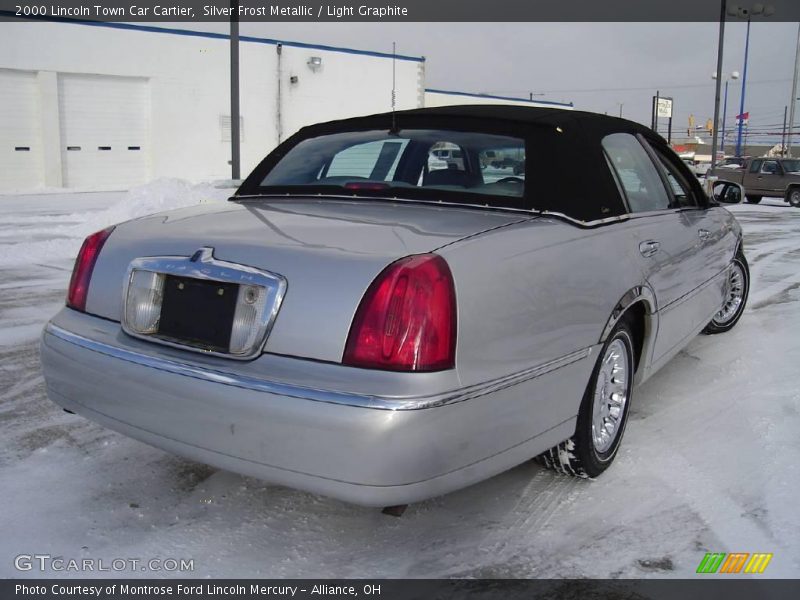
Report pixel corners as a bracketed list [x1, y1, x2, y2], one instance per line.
[667, 112, 673, 144]
[710, 0, 727, 170]
[229, 0, 241, 180]
[652, 90, 659, 133]
[788, 22, 800, 157]
[781, 105, 788, 155]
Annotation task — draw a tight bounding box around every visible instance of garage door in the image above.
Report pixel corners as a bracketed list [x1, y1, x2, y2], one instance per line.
[59, 74, 149, 189]
[0, 69, 44, 191]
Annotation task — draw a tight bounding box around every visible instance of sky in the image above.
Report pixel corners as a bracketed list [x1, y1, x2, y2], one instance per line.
[191, 21, 800, 146]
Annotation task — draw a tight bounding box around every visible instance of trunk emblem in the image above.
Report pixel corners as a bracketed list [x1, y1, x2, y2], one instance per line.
[190, 247, 215, 263]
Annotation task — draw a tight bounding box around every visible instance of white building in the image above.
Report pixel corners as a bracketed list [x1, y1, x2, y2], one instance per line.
[0, 20, 425, 191]
[425, 88, 572, 110]
[0, 20, 573, 192]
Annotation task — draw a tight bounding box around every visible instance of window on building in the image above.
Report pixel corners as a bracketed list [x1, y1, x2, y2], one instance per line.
[220, 115, 245, 143]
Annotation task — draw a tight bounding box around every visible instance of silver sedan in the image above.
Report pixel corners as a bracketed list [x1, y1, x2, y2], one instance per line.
[40, 106, 749, 508]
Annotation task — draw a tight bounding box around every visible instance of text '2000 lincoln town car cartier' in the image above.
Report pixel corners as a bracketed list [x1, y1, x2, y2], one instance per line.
[40, 106, 750, 509]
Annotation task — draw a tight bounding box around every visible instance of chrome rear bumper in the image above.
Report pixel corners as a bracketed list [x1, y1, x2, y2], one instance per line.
[40, 309, 592, 506]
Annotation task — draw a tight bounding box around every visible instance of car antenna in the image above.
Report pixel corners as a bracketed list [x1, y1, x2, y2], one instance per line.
[390, 41, 399, 135]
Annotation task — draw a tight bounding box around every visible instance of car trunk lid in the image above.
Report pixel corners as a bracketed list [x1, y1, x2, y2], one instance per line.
[88, 198, 533, 362]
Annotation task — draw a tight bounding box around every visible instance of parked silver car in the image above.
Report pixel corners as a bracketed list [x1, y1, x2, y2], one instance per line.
[40, 106, 749, 509]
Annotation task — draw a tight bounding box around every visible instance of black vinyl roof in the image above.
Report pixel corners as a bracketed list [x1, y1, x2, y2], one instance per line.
[240, 105, 685, 223]
[302, 105, 659, 141]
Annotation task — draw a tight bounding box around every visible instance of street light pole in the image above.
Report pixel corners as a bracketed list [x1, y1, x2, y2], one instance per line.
[787, 22, 800, 157]
[722, 80, 729, 153]
[229, 4, 241, 181]
[735, 15, 751, 158]
[728, 3, 775, 157]
[713, 70, 738, 157]
[710, 0, 727, 170]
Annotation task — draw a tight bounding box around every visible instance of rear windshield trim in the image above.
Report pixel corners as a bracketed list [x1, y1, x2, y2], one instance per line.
[234, 184, 534, 211]
[232, 193, 543, 216]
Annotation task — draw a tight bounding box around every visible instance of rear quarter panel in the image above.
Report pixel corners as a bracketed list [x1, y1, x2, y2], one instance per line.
[439, 216, 646, 389]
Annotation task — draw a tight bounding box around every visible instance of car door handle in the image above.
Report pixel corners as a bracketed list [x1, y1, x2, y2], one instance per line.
[698, 229, 711, 240]
[639, 240, 660, 257]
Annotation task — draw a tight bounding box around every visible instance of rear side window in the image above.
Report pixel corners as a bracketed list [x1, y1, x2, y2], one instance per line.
[602, 133, 670, 213]
[652, 148, 699, 208]
[749, 159, 763, 173]
[761, 160, 779, 174]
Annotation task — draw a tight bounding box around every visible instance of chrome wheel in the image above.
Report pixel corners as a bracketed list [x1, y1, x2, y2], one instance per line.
[714, 263, 745, 325]
[790, 189, 800, 208]
[538, 319, 635, 478]
[591, 338, 630, 454]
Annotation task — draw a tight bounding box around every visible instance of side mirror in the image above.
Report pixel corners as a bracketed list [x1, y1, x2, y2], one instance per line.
[710, 180, 744, 204]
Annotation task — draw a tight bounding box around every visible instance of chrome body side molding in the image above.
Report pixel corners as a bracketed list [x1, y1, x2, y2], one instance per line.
[46, 323, 591, 411]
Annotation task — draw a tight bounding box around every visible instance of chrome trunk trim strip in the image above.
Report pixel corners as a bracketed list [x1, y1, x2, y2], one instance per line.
[121, 248, 287, 360]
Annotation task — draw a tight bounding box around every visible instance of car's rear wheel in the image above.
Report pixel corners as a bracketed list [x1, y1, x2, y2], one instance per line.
[536, 318, 634, 478]
[745, 195, 762, 204]
[787, 187, 800, 208]
[703, 252, 749, 334]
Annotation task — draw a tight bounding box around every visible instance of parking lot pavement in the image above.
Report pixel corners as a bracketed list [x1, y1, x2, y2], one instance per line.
[0, 192, 798, 578]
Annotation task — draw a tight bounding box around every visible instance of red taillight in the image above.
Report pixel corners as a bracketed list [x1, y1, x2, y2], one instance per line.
[66, 226, 115, 312]
[343, 254, 456, 372]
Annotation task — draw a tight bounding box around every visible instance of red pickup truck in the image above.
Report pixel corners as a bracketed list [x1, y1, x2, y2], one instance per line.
[707, 157, 800, 207]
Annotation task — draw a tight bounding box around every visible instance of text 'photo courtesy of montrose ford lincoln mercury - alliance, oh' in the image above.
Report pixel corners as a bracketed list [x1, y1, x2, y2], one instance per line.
[40, 106, 750, 511]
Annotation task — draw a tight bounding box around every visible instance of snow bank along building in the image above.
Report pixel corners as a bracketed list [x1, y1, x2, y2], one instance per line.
[0, 18, 572, 192]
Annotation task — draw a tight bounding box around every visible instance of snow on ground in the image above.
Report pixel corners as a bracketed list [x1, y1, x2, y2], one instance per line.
[0, 190, 798, 579]
[0, 179, 231, 270]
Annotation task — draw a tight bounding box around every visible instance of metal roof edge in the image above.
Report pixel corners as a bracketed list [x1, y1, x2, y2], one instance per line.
[425, 88, 573, 107]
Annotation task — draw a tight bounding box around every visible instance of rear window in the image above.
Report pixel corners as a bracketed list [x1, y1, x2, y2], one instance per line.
[258, 129, 526, 203]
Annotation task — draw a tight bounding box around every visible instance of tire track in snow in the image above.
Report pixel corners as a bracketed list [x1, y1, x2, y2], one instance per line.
[475, 469, 581, 560]
[643, 435, 798, 577]
[0, 374, 43, 403]
[738, 210, 800, 310]
[749, 268, 800, 310]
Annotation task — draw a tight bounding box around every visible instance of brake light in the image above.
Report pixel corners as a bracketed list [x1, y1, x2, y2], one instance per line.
[343, 254, 456, 371]
[66, 226, 115, 312]
[343, 182, 390, 191]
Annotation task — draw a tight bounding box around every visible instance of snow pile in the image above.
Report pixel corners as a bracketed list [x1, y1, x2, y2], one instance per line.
[78, 179, 231, 235]
[0, 179, 230, 268]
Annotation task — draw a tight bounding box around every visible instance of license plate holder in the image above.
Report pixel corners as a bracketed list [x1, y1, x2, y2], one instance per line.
[158, 275, 239, 352]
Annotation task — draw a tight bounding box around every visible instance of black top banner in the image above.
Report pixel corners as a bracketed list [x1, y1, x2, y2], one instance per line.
[2, 0, 800, 22]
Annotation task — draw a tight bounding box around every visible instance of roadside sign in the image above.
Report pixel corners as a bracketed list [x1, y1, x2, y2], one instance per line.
[657, 97, 673, 118]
